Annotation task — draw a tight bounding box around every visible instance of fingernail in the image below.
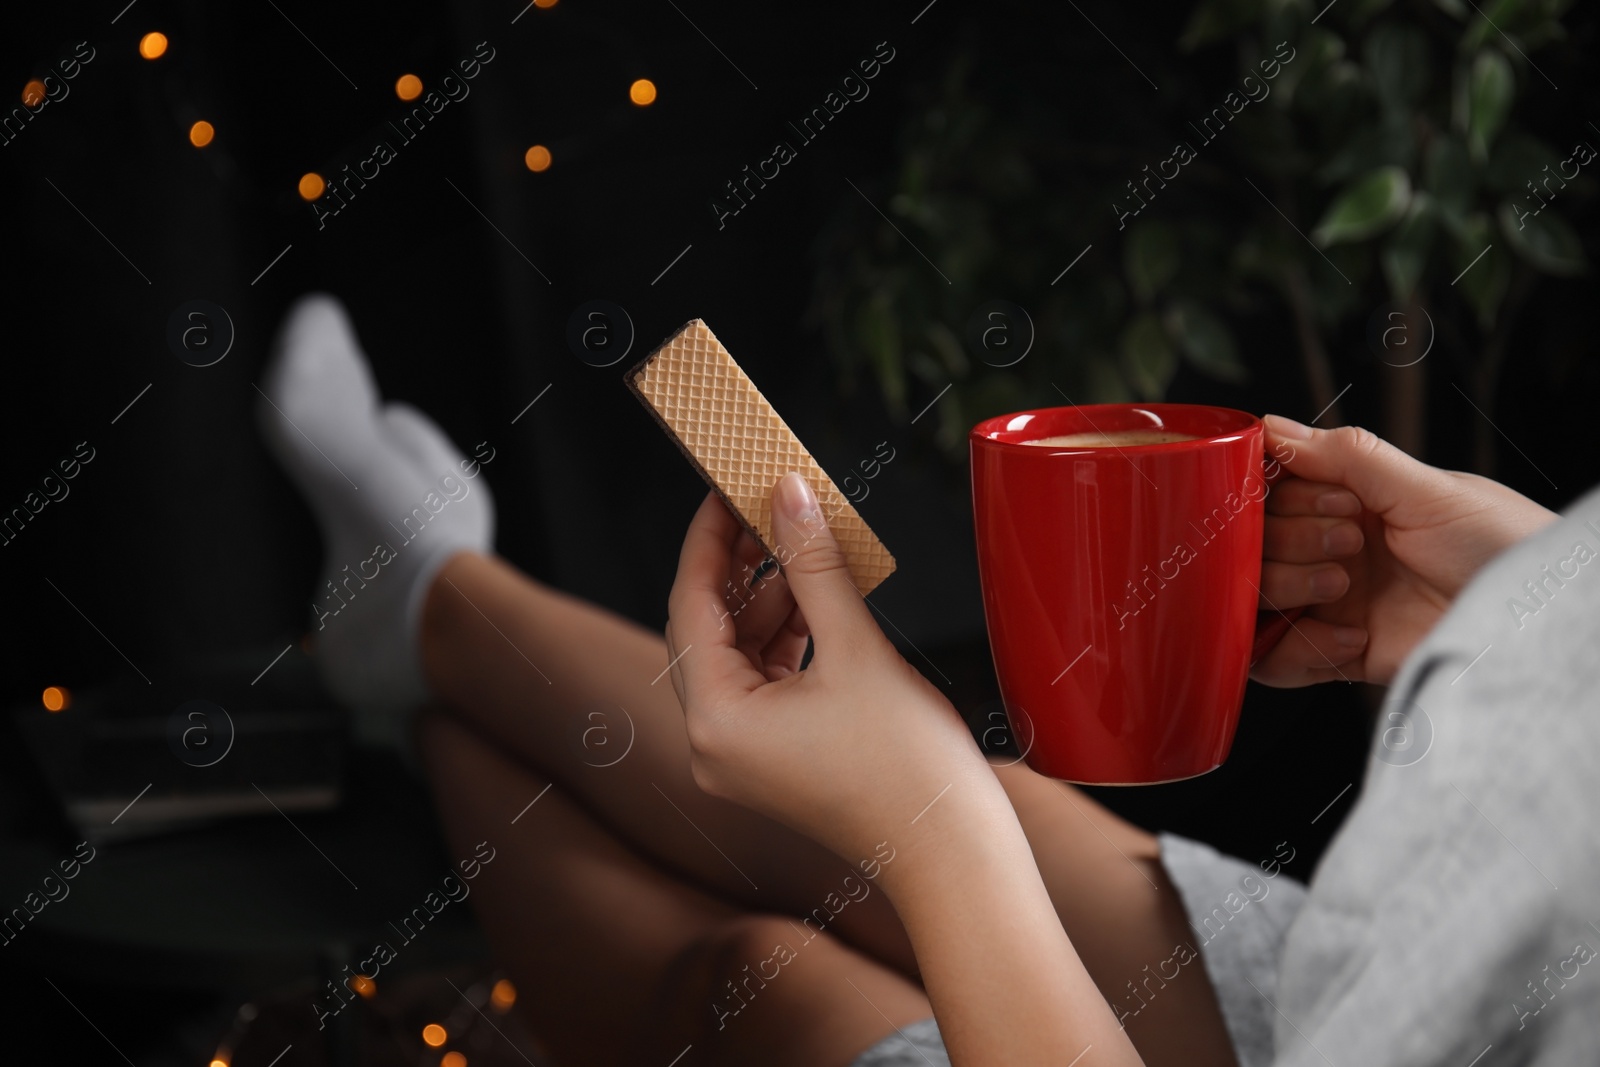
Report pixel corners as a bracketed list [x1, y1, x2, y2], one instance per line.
[1322, 523, 1363, 557]
[1334, 626, 1368, 648]
[777, 472, 822, 524]
[1264, 414, 1313, 440]
[1310, 566, 1346, 599]
[1315, 490, 1361, 517]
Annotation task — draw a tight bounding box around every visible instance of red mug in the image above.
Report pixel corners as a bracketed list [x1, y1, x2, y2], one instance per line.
[970, 403, 1287, 784]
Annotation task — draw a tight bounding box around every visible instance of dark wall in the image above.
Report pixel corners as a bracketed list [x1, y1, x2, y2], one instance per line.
[1, 0, 1596, 878]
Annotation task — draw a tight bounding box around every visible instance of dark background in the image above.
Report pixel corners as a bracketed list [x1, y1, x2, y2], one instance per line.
[0, 0, 1594, 1062]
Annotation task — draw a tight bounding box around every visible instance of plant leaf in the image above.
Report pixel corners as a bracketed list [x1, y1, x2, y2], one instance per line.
[1462, 0, 1522, 51]
[1452, 213, 1509, 330]
[1312, 166, 1412, 246]
[1179, 0, 1269, 51]
[1425, 135, 1474, 219]
[1120, 313, 1178, 399]
[1318, 116, 1415, 184]
[1124, 220, 1179, 303]
[1348, 0, 1398, 29]
[855, 290, 906, 416]
[1166, 301, 1248, 383]
[1466, 50, 1514, 164]
[1365, 24, 1431, 108]
[1498, 201, 1587, 276]
[1380, 194, 1438, 301]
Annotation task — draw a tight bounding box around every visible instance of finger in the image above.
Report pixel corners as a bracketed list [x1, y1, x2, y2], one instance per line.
[1264, 417, 1454, 519]
[1264, 515, 1364, 563]
[769, 473, 883, 659]
[1250, 615, 1368, 687]
[667, 492, 770, 702]
[1259, 559, 1350, 608]
[759, 603, 812, 679]
[1265, 477, 1363, 518]
[731, 528, 772, 579]
[726, 553, 799, 656]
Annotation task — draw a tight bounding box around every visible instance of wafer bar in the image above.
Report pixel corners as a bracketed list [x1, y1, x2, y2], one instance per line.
[627, 318, 896, 595]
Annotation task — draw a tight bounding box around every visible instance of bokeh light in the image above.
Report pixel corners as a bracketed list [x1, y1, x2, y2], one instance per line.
[42, 686, 69, 713]
[523, 145, 552, 172]
[351, 975, 376, 998]
[441, 1054, 468, 1067]
[139, 32, 169, 60]
[298, 172, 326, 200]
[208, 1059, 228, 1067]
[629, 78, 657, 106]
[422, 1023, 447, 1047]
[490, 978, 517, 1010]
[189, 121, 215, 148]
[21, 80, 45, 107]
[395, 74, 422, 101]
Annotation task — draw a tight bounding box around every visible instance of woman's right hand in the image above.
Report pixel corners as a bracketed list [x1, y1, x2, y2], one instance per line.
[1253, 415, 1558, 687]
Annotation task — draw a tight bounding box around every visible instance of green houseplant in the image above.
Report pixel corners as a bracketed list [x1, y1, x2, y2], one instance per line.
[809, 0, 1584, 475]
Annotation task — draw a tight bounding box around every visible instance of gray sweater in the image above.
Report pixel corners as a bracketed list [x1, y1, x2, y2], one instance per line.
[1272, 485, 1600, 1066]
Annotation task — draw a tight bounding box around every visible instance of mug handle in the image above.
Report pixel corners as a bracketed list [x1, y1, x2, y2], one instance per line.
[1248, 442, 1306, 666]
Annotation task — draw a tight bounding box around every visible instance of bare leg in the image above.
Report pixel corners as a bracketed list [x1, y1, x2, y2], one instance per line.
[419, 551, 918, 972]
[993, 761, 1237, 1066]
[420, 551, 1234, 1065]
[417, 709, 932, 1067]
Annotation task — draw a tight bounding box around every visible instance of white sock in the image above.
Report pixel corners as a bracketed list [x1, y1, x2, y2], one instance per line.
[257, 294, 495, 731]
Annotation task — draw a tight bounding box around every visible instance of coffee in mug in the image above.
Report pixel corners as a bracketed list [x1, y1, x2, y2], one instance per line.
[1022, 431, 1198, 448]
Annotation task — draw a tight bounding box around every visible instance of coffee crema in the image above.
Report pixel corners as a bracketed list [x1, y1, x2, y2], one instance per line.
[1020, 430, 1199, 447]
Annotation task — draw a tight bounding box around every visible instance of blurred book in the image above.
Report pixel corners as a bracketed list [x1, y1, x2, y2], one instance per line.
[13, 644, 345, 844]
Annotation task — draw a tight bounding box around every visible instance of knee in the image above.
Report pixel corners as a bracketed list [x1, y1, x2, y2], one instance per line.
[657, 915, 814, 1037]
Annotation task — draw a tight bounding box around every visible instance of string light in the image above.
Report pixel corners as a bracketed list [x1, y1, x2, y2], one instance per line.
[535, 0, 559, 7]
[523, 145, 552, 172]
[395, 74, 422, 101]
[21, 80, 45, 107]
[422, 1023, 447, 1048]
[629, 78, 657, 106]
[490, 978, 517, 1010]
[41, 686, 69, 712]
[298, 172, 326, 200]
[441, 1054, 467, 1067]
[189, 121, 215, 148]
[139, 32, 169, 60]
[208, 1059, 228, 1067]
[350, 975, 376, 998]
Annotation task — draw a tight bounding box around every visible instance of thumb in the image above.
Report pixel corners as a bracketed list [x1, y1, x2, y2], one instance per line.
[771, 472, 877, 652]
[1264, 415, 1455, 518]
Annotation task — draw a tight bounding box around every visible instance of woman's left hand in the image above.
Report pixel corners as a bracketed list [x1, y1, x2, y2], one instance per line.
[663, 475, 989, 865]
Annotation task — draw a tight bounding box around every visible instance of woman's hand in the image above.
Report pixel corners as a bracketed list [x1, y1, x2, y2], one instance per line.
[664, 474, 992, 865]
[666, 475, 1147, 1066]
[1254, 415, 1558, 687]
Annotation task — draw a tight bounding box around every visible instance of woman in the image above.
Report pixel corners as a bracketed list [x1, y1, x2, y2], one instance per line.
[263, 294, 1586, 1065]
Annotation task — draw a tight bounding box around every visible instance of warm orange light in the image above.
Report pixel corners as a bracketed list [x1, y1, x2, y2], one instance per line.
[422, 1023, 447, 1047]
[21, 80, 45, 107]
[523, 145, 552, 172]
[189, 121, 215, 147]
[629, 78, 657, 106]
[298, 172, 326, 200]
[441, 1054, 468, 1067]
[395, 74, 423, 101]
[209, 1059, 228, 1067]
[140, 32, 169, 60]
[490, 978, 517, 1010]
[350, 974, 376, 998]
[42, 686, 69, 713]
[535, 0, 558, 7]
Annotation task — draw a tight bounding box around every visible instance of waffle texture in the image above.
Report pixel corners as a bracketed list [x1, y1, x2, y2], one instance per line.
[628, 319, 896, 595]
